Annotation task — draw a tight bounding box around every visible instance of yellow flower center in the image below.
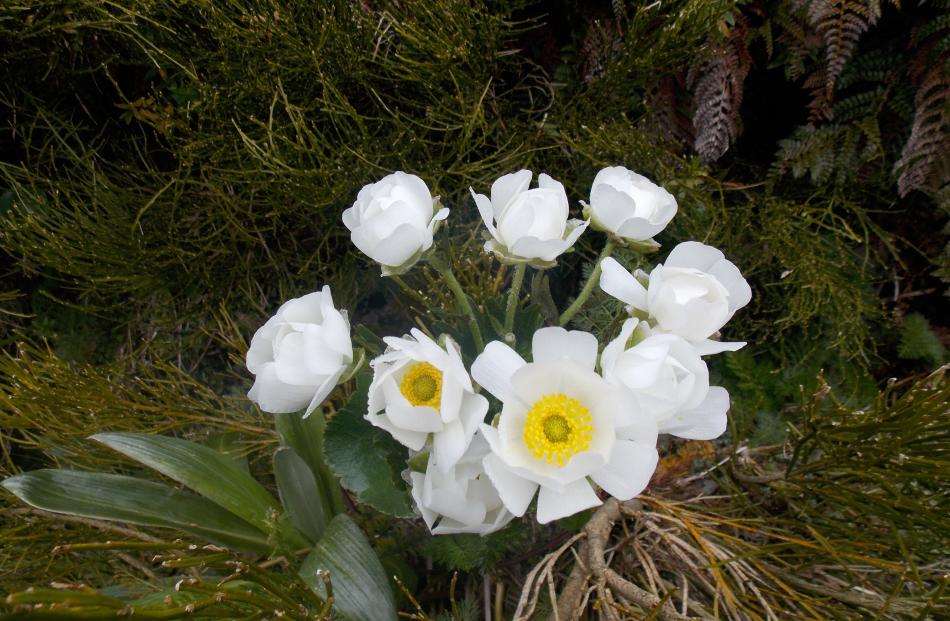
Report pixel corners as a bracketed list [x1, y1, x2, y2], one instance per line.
[523, 393, 593, 467]
[399, 362, 443, 408]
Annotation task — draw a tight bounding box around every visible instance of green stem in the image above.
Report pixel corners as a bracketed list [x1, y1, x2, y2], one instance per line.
[559, 240, 615, 327]
[391, 275, 426, 305]
[429, 255, 485, 351]
[504, 263, 527, 336]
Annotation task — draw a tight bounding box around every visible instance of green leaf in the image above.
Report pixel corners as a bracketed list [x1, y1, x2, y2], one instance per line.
[899, 313, 947, 367]
[274, 447, 328, 543]
[275, 410, 344, 517]
[1, 470, 270, 553]
[91, 432, 290, 541]
[421, 523, 525, 571]
[299, 514, 397, 621]
[324, 373, 413, 517]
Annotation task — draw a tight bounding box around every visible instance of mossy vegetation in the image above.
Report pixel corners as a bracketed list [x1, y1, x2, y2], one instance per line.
[1, 0, 947, 618]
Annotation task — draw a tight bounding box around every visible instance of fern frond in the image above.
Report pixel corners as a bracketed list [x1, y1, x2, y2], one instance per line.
[687, 20, 752, 162]
[805, 0, 883, 96]
[642, 75, 693, 149]
[895, 66, 950, 196]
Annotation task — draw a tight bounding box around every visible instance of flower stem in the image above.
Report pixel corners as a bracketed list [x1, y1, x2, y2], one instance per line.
[559, 239, 615, 327]
[504, 263, 527, 336]
[429, 255, 485, 351]
[391, 275, 426, 305]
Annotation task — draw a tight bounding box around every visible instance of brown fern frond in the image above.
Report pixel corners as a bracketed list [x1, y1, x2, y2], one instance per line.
[642, 74, 693, 150]
[804, 67, 835, 123]
[896, 66, 950, 196]
[687, 20, 753, 163]
[804, 0, 882, 97]
[580, 18, 623, 84]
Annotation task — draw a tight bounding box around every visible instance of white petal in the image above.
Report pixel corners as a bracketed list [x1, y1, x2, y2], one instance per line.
[561, 218, 589, 250]
[363, 222, 428, 268]
[433, 420, 471, 473]
[599, 258, 647, 309]
[471, 190, 499, 239]
[509, 236, 569, 262]
[660, 386, 729, 440]
[665, 241, 724, 271]
[247, 362, 314, 413]
[273, 332, 323, 386]
[600, 318, 638, 375]
[385, 401, 444, 433]
[246, 317, 279, 373]
[590, 183, 636, 232]
[491, 169, 533, 214]
[536, 479, 601, 524]
[392, 171, 433, 212]
[531, 327, 599, 371]
[616, 217, 663, 241]
[471, 341, 526, 403]
[278, 291, 326, 324]
[692, 339, 747, 355]
[590, 440, 659, 500]
[708, 260, 752, 313]
[537, 173, 567, 203]
[365, 412, 428, 451]
[303, 367, 345, 416]
[483, 453, 538, 517]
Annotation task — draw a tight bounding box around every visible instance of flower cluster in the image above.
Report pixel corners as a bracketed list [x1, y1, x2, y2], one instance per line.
[246, 168, 750, 534]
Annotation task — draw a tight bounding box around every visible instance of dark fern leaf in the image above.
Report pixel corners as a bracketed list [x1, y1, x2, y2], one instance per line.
[687, 19, 752, 162]
[895, 66, 950, 196]
[804, 0, 883, 97]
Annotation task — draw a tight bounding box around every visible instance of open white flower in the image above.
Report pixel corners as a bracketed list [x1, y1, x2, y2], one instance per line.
[366, 329, 488, 471]
[470, 170, 588, 267]
[584, 166, 677, 245]
[343, 172, 449, 275]
[409, 433, 514, 535]
[471, 327, 658, 524]
[600, 241, 751, 354]
[246, 286, 352, 415]
[601, 319, 730, 440]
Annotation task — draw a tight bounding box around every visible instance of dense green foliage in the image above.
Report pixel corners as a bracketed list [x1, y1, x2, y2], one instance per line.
[0, 0, 947, 618]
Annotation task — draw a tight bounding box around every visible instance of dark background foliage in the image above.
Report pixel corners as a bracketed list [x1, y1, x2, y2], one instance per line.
[0, 0, 947, 618]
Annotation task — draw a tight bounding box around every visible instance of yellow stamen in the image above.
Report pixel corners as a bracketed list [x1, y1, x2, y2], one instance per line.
[399, 362, 443, 408]
[523, 393, 593, 467]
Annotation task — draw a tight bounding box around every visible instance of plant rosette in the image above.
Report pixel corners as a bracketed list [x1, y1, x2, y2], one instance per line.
[470, 169, 588, 268]
[471, 327, 659, 524]
[582, 166, 677, 250]
[601, 319, 730, 440]
[600, 241, 752, 355]
[366, 328, 488, 471]
[246, 285, 353, 415]
[409, 433, 515, 535]
[343, 171, 449, 276]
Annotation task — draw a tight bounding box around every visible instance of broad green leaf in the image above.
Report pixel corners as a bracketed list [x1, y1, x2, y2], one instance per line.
[274, 447, 328, 543]
[2, 470, 270, 553]
[299, 514, 397, 621]
[324, 373, 413, 517]
[91, 432, 296, 544]
[275, 410, 344, 516]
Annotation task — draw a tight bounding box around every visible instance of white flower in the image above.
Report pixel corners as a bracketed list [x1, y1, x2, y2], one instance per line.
[470, 170, 588, 267]
[600, 241, 752, 354]
[583, 166, 677, 245]
[366, 329, 488, 471]
[601, 319, 730, 440]
[246, 286, 352, 415]
[343, 172, 449, 275]
[410, 434, 514, 535]
[470, 327, 658, 524]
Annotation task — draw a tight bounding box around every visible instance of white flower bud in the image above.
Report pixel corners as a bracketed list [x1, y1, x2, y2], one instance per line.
[246, 286, 352, 415]
[343, 172, 448, 275]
